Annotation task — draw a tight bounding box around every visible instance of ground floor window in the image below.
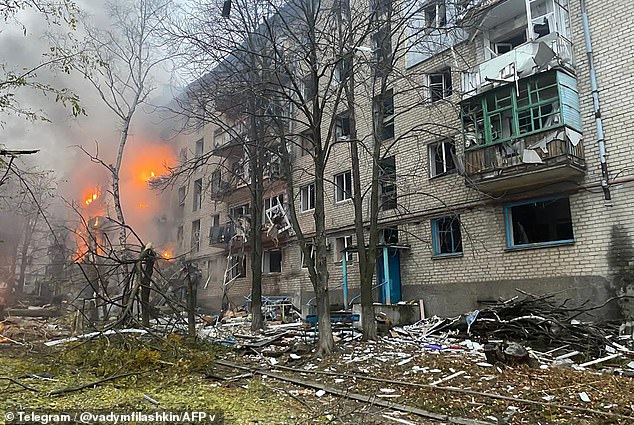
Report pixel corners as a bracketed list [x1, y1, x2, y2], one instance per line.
[431, 216, 462, 256]
[504, 196, 574, 248]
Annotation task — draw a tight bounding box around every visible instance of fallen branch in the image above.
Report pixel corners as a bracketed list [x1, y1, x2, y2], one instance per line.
[0, 377, 38, 392]
[268, 364, 634, 421]
[50, 369, 154, 395]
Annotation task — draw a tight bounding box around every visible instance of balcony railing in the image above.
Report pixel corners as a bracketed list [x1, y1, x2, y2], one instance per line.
[462, 32, 575, 99]
[464, 129, 585, 193]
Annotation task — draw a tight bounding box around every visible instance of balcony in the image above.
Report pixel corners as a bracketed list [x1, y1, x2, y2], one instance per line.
[462, 32, 574, 99]
[460, 70, 585, 194]
[464, 129, 585, 193]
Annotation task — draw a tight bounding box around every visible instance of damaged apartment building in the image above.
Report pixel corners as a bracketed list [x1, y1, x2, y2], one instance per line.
[166, 0, 634, 319]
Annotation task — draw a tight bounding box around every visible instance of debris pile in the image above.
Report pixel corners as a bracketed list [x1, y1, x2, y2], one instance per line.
[405, 292, 631, 360]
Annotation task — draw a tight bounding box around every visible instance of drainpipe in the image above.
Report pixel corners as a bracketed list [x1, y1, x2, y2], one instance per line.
[580, 0, 612, 203]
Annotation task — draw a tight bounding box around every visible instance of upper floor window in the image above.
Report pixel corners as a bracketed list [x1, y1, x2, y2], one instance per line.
[262, 250, 282, 273]
[379, 156, 397, 210]
[191, 219, 201, 253]
[429, 140, 456, 177]
[230, 203, 250, 219]
[334, 171, 352, 202]
[427, 68, 452, 102]
[335, 113, 351, 140]
[178, 186, 186, 207]
[193, 179, 202, 211]
[424, 1, 446, 29]
[299, 130, 313, 157]
[375, 90, 394, 141]
[300, 183, 316, 212]
[195, 139, 204, 160]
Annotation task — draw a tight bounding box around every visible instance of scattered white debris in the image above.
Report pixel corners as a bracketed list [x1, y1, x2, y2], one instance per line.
[476, 362, 493, 367]
[542, 395, 555, 402]
[44, 329, 147, 347]
[315, 389, 326, 397]
[578, 392, 591, 403]
[289, 353, 301, 360]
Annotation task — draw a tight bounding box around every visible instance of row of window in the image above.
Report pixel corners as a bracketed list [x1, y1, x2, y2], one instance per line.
[432, 196, 575, 256]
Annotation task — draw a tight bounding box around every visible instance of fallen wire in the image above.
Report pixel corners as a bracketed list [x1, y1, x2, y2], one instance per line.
[269, 363, 634, 421]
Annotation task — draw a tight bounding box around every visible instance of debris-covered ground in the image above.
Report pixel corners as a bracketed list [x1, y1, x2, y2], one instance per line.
[2, 293, 634, 424]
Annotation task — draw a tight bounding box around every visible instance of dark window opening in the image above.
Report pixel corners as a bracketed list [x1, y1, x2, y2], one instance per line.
[432, 216, 462, 255]
[429, 140, 456, 177]
[375, 90, 394, 141]
[263, 250, 282, 273]
[379, 156, 397, 210]
[507, 197, 574, 247]
[429, 68, 452, 102]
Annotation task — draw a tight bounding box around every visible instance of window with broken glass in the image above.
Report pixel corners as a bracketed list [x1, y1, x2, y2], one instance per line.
[229, 255, 247, 279]
[335, 113, 351, 140]
[193, 179, 203, 211]
[429, 140, 456, 177]
[504, 196, 574, 248]
[262, 250, 282, 273]
[379, 156, 397, 210]
[428, 68, 452, 102]
[431, 216, 462, 256]
[462, 72, 563, 149]
[191, 219, 201, 253]
[334, 235, 355, 262]
[263, 194, 285, 223]
[301, 243, 315, 268]
[375, 90, 394, 141]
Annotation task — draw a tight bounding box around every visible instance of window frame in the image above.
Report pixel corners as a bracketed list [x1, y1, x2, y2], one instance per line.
[429, 139, 457, 178]
[301, 243, 315, 269]
[178, 186, 186, 207]
[191, 219, 201, 253]
[193, 178, 203, 211]
[262, 249, 283, 274]
[379, 156, 397, 211]
[195, 139, 204, 160]
[504, 196, 575, 249]
[375, 90, 395, 141]
[427, 68, 453, 103]
[300, 183, 316, 212]
[334, 235, 355, 263]
[334, 171, 352, 203]
[431, 215, 463, 257]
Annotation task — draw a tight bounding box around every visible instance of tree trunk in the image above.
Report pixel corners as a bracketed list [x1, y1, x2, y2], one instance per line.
[185, 264, 197, 337]
[140, 249, 156, 327]
[248, 96, 264, 332]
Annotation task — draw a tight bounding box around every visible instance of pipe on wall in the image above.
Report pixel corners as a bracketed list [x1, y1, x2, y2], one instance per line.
[580, 0, 612, 203]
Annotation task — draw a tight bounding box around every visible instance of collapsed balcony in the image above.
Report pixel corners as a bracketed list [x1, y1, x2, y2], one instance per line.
[461, 70, 585, 194]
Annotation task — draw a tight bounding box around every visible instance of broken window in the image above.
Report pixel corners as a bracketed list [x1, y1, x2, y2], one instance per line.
[300, 75, 316, 102]
[210, 170, 222, 195]
[300, 183, 315, 212]
[229, 255, 247, 279]
[191, 219, 200, 253]
[179, 147, 188, 163]
[335, 113, 351, 140]
[505, 197, 574, 248]
[193, 178, 202, 211]
[530, 0, 554, 39]
[263, 194, 284, 222]
[492, 29, 527, 55]
[380, 226, 399, 244]
[462, 71, 565, 149]
[428, 68, 452, 102]
[195, 139, 204, 160]
[429, 140, 456, 177]
[372, 24, 392, 76]
[334, 171, 352, 202]
[334, 236, 355, 262]
[334, 55, 352, 84]
[424, 1, 446, 29]
[262, 250, 282, 273]
[178, 186, 186, 207]
[301, 243, 315, 268]
[207, 258, 219, 285]
[208, 214, 221, 245]
[432, 216, 462, 256]
[299, 129, 313, 157]
[177, 225, 184, 248]
[379, 156, 397, 211]
[374, 90, 394, 141]
[230, 203, 250, 219]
